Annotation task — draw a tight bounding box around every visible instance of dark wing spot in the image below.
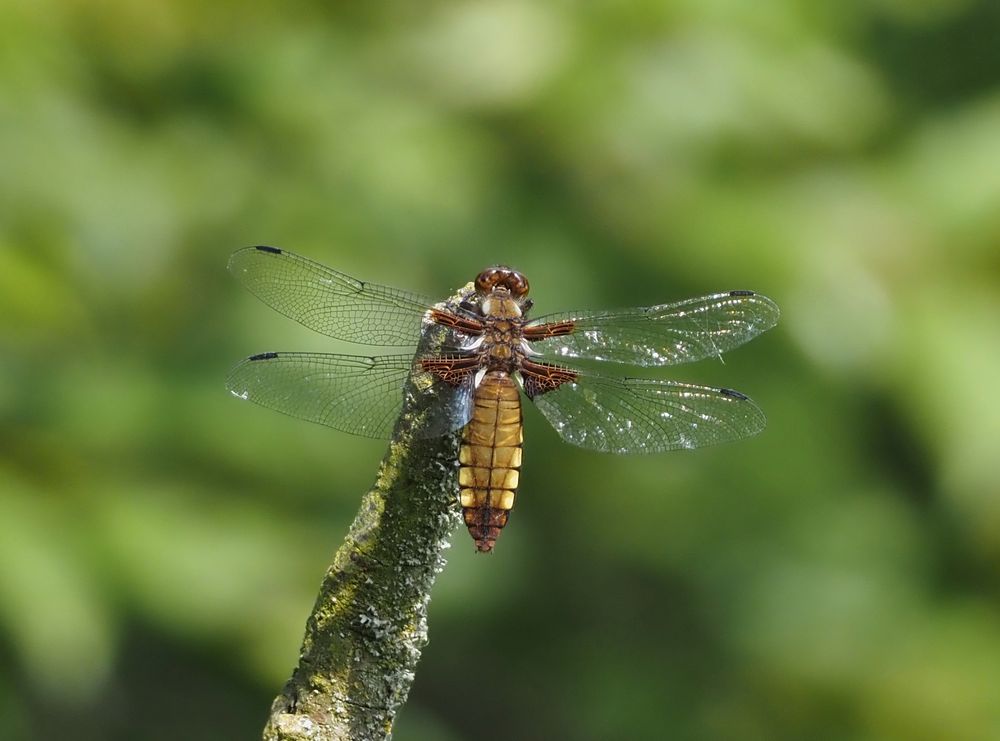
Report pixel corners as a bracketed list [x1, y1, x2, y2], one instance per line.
[254, 246, 282, 254]
[249, 351, 279, 361]
[729, 290, 755, 297]
[719, 387, 749, 400]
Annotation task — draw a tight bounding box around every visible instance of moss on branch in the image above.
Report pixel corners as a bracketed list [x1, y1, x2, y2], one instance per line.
[261, 285, 473, 741]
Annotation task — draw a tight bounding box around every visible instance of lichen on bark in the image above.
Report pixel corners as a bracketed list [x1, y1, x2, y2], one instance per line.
[261, 284, 474, 741]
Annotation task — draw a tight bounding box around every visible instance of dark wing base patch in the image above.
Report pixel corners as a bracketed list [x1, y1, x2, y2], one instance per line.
[520, 359, 578, 399]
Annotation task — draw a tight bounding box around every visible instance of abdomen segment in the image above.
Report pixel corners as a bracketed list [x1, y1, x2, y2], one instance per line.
[459, 371, 522, 552]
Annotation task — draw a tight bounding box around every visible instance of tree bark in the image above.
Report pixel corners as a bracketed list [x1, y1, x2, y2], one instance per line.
[261, 286, 472, 741]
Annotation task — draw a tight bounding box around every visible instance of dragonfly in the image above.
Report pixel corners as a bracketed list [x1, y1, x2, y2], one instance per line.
[227, 246, 779, 552]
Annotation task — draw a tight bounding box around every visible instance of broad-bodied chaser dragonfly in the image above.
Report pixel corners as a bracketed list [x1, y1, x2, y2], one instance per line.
[228, 247, 779, 552]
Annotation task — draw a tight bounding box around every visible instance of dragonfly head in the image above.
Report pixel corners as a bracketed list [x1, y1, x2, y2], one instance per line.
[476, 266, 530, 318]
[475, 266, 530, 298]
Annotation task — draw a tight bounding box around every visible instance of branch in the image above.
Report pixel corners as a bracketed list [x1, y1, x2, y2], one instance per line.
[261, 285, 473, 741]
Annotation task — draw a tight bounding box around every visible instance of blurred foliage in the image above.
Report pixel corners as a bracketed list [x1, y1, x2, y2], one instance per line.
[2, 0, 1000, 739]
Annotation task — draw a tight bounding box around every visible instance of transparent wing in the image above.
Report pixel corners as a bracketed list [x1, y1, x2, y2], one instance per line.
[226, 352, 473, 439]
[527, 291, 779, 367]
[527, 367, 766, 454]
[228, 246, 435, 346]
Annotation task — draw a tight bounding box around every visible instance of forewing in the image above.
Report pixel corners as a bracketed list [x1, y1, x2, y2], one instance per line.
[226, 352, 473, 439]
[527, 291, 779, 367]
[228, 246, 435, 345]
[527, 367, 766, 454]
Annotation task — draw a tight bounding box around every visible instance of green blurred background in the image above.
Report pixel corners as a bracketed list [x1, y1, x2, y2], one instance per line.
[3, 1, 1000, 739]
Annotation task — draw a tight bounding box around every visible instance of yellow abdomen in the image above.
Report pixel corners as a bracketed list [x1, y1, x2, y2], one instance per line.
[459, 371, 522, 552]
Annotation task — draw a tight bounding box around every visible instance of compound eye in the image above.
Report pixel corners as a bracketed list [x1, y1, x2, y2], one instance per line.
[475, 268, 501, 292]
[509, 272, 529, 296]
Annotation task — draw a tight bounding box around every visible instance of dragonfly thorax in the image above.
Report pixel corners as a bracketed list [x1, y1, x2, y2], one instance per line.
[481, 316, 526, 371]
[480, 292, 523, 320]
